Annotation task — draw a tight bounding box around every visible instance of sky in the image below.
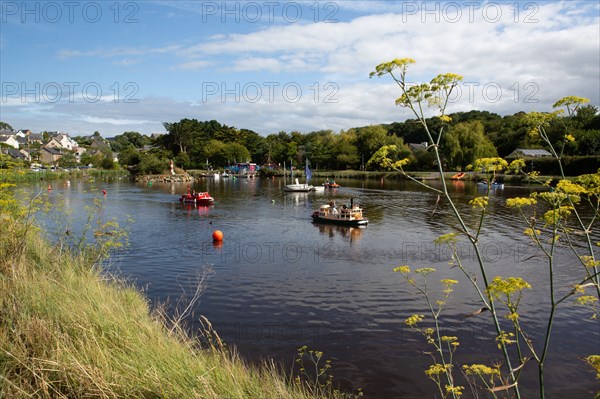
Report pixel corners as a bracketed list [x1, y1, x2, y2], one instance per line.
[0, 0, 599, 137]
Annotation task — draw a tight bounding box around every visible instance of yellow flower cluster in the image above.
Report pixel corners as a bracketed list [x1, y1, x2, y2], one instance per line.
[523, 228, 541, 239]
[462, 364, 500, 376]
[586, 355, 600, 379]
[393, 265, 411, 274]
[576, 296, 598, 306]
[496, 331, 516, 349]
[415, 267, 436, 275]
[556, 179, 587, 195]
[506, 312, 520, 322]
[487, 276, 532, 300]
[425, 363, 450, 376]
[405, 314, 424, 326]
[581, 256, 600, 268]
[470, 157, 508, 173]
[441, 336, 460, 347]
[506, 197, 537, 208]
[440, 279, 459, 287]
[445, 384, 464, 397]
[469, 196, 488, 209]
[543, 206, 573, 226]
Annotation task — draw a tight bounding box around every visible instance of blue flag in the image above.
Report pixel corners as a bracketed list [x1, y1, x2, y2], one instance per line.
[305, 163, 312, 181]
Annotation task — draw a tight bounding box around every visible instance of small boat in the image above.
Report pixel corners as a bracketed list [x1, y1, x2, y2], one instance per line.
[450, 172, 466, 180]
[477, 180, 504, 189]
[323, 179, 340, 188]
[179, 191, 215, 205]
[312, 199, 368, 227]
[284, 178, 314, 192]
[284, 159, 314, 192]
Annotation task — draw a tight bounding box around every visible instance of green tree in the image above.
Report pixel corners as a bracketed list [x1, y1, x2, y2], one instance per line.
[0, 121, 13, 131]
[58, 153, 78, 168]
[441, 120, 497, 169]
[100, 156, 116, 170]
[118, 147, 141, 168]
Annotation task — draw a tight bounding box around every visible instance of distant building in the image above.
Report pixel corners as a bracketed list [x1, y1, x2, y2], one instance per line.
[0, 135, 19, 149]
[506, 148, 553, 159]
[3, 148, 29, 161]
[40, 147, 62, 164]
[28, 133, 43, 143]
[409, 142, 428, 152]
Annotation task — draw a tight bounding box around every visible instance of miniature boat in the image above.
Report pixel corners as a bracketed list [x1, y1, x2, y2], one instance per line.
[284, 178, 314, 192]
[450, 172, 466, 180]
[477, 180, 504, 189]
[311, 199, 368, 226]
[179, 191, 215, 205]
[323, 179, 340, 188]
[284, 159, 314, 192]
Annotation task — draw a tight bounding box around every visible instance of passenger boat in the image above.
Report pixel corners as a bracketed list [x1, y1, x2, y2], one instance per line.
[311, 200, 368, 226]
[179, 191, 215, 205]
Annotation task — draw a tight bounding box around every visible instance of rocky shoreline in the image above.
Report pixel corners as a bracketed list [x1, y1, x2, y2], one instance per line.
[134, 173, 194, 183]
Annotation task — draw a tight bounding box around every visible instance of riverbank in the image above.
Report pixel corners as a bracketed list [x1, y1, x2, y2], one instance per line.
[0, 168, 129, 183]
[0, 187, 353, 398]
[186, 168, 555, 186]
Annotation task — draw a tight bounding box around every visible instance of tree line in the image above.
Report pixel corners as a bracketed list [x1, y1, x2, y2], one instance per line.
[114, 107, 598, 173]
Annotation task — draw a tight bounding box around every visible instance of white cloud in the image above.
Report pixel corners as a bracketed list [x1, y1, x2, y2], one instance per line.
[6, 2, 599, 137]
[175, 60, 212, 70]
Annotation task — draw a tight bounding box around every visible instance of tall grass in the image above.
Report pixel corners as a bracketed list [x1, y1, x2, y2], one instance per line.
[0, 186, 354, 398]
[0, 169, 129, 183]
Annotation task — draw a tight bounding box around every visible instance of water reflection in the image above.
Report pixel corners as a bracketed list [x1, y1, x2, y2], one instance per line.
[312, 222, 365, 243]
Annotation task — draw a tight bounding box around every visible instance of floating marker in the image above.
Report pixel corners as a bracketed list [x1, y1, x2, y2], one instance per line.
[212, 230, 224, 242]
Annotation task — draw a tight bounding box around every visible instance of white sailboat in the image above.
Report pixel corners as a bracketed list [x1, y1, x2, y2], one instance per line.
[284, 159, 314, 192]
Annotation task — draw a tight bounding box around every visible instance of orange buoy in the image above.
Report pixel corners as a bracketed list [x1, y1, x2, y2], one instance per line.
[212, 230, 224, 242]
[47, 185, 52, 191]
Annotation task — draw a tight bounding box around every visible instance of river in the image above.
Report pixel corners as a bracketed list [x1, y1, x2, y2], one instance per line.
[27, 176, 600, 398]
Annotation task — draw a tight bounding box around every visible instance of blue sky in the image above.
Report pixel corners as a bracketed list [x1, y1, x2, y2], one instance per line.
[1, 1, 599, 137]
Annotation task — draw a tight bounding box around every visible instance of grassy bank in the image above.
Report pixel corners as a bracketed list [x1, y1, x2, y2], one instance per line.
[0, 187, 352, 398]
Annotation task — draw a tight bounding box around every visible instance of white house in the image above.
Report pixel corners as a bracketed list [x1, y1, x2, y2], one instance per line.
[0, 135, 19, 149]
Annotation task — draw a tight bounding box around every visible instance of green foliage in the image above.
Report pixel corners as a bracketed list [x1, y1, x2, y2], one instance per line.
[0, 121, 13, 130]
[110, 131, 152, 152]
[138, 153, 168, 175]
[441, 121, 497, 168]
[118, 147, 141, 167]
[100, 156, 117, 170]
[57, 153, 78, 168]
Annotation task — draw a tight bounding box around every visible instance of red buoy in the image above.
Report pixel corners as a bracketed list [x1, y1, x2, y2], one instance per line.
[102, 189, 107, 196]
[212, 230, 224, 242]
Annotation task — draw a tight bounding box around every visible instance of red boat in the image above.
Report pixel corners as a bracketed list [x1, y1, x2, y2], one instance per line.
[179, 191, 215, 205]
[323, 179, 340, 188]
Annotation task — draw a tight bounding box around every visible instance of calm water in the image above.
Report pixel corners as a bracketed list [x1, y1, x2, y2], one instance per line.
[28, 177, 599, 398]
